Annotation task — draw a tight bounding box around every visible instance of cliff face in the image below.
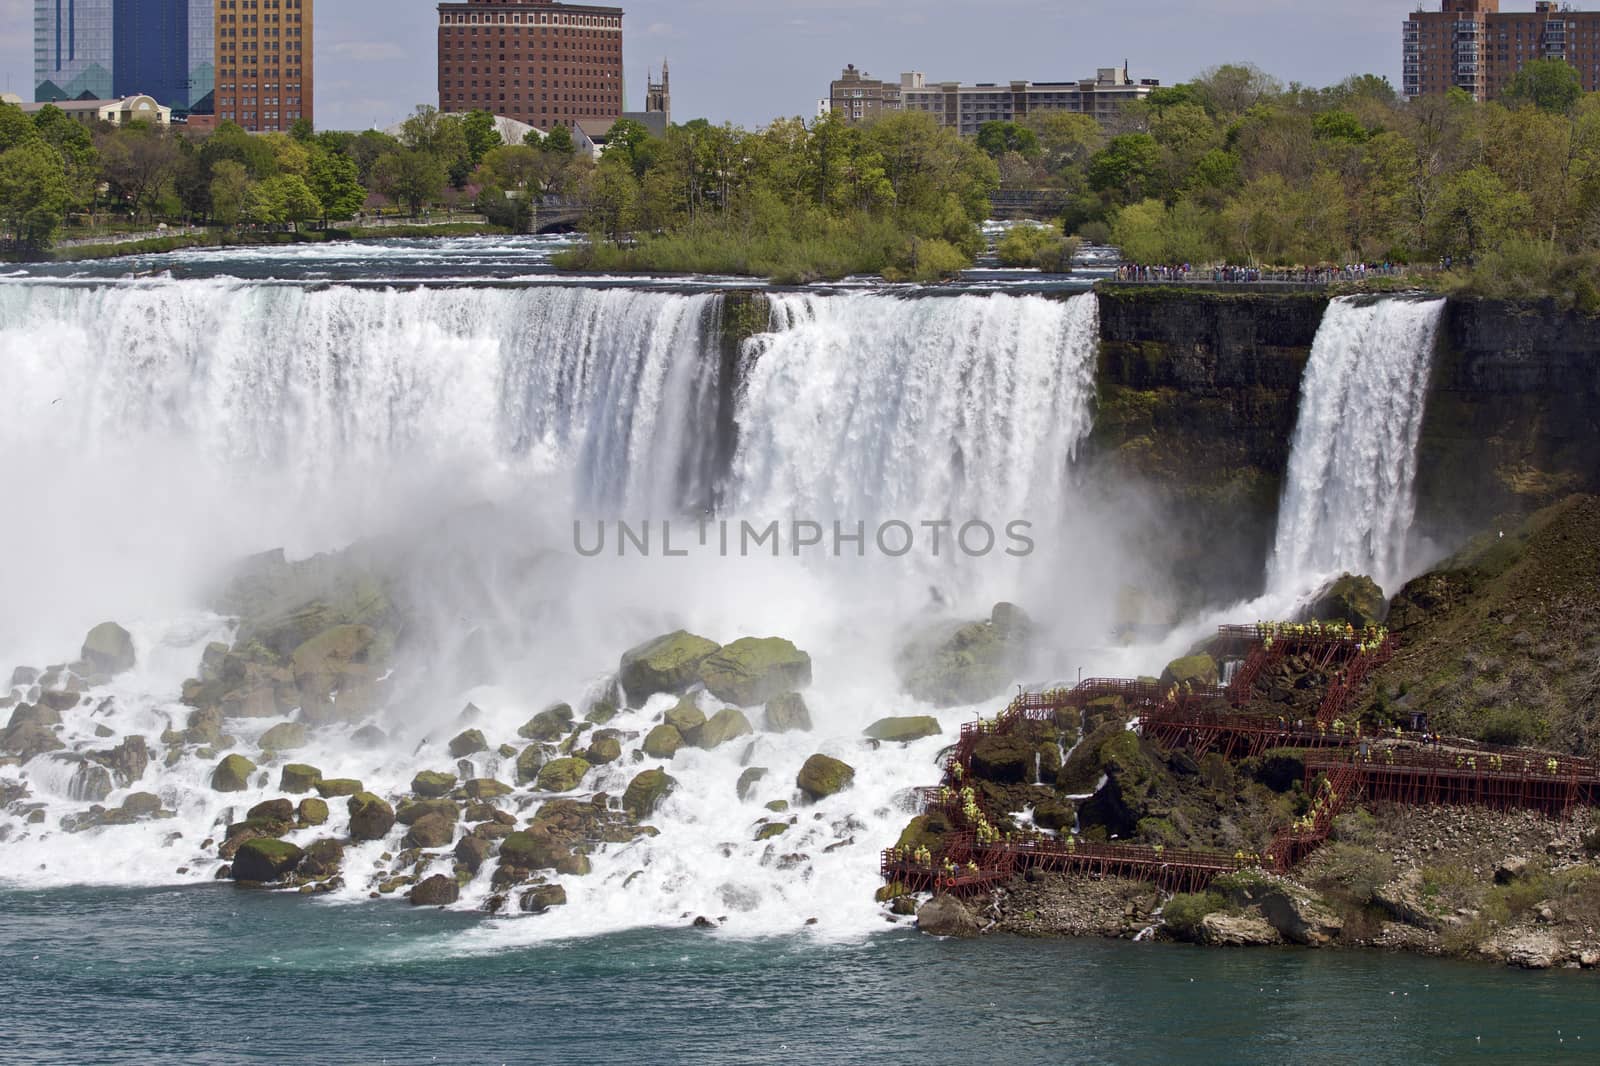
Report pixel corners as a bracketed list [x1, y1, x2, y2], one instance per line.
[1089, 288, 1328, 612]
[1414, 300, 1600, 548]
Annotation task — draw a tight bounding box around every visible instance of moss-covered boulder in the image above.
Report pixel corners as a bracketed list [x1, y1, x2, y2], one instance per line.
[514, 745, 546, 785]
[210, 754, 256, 792]
[763, 691, 812, 733]
[298, 838, 344, 879]
[396, 797, 458, 825]
[641, 724, 684, 759]
[258, 721, 307, 752]
[584, 733, 623, 765]
[411, 770, 456, 798]
[298, 797, 329, 826]
[290, 624, 384, 726]
[796, 754, 854, 803]
[698, 638, 812, 706]
[622, 768, 677, 818]
[499, 829, 569, 871]
[663, 699, 707, 736]
[694, 708, 753, 750]
[409, 874, 460, 906]
[1304, 573, 1388, 629]
[520, 884, 568, 913]
[81, 621, 136, 678]
[895, 604, 1031, 707]
[448, 728, 488, 758]
[279, 763, 322, 794]
[463, 778, 511, 800]
[403, 812, 456, 849]
[347, 792, 395, 841]
[517, 704, 574, 742]
[454, 834, 492, 873]
[536, 757, 590, 793]
[970, 735, 1037, 783]
[1159, 654, 1218, 689]
[231, 838, 303, 883]
[619, 630, 721, 704]
[864, 716, 941, 743]
[247, 798, 294, 824]
[315, 777, 363, 798]
[1077, 731, 1164, 839]
[755, 822, 789, 841]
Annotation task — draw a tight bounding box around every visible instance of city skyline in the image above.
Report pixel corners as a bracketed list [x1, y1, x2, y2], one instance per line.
[5, 0, 1427, 130]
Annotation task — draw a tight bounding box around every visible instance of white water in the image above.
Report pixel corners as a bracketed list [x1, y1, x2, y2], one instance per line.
[0, 280, 1106, 942]
[1267, 296, 1445, 597]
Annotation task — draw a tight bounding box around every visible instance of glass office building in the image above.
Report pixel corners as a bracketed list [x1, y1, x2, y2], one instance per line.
[34, 0, 215, 111]
[34, 0, 116, 102]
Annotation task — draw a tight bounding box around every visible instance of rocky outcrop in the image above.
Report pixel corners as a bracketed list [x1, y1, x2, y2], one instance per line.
[1159, 654, 1218, 689]
[917, 895, 980, 938]
[231, 838, 304, 883]
[1199, 913, 1282, 947]
[1303, 574, 1387, 628]
[518, 704, 574, 742]
[698, 638, 813, 706]
[895, 604, 1030, 707]
[618, 631, 720, 704]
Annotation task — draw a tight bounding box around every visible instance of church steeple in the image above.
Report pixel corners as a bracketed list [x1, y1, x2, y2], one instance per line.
[646, 60, 670, 122]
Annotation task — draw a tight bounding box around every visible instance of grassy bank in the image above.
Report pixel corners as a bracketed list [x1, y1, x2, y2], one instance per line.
[38, 221, 511, 264]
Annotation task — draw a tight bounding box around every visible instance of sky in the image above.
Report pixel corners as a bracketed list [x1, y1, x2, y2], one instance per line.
[0, 0, 1417, 130]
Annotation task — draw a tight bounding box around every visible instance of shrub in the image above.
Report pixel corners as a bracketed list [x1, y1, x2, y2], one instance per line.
[1311, 842, 1394, 905]
[1162, 891, 1224, 940]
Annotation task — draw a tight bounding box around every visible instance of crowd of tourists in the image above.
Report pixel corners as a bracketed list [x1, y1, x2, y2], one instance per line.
[1113, 262, 1407, 284]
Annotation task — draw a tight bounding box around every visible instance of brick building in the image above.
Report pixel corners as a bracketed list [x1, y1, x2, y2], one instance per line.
[829, 64, 1158, 135]
[1404, 1, 1600, 100]
[214, 0, 312, 132]
[437, 0, 624, 129]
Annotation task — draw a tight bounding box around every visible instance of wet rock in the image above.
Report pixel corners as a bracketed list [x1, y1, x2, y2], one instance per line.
[797, 754, 854, 803]
[917, 895, 979, 938]
[299, 838, 344, 879]
[396, 798, 458, 825]
[291, 624, 385, 726]
[120, 792, 163, 818]
[518, 704, 574, 742]
[584, 733, 623, 765]
[694, 708, 753, 750]
[298, 797, 329, 826]
[350, 724, 388, 749]
[519, 884, 567, 913]
[9, 666, 39, 687]
[314, 777, 363, 798]
[183, 706, 225, 747]
[536, 757, 590, 793]
[619, 631, 721, 704]
[258, 722, 307, 752]
[736, 767, 768, 802]
[409, 874, 460, 906]
[248, 798, 295, 823]
[763, 691, 812, 733]
[622, 769, 676, 818]
[698, 637, 812, 706]
[664, 700, 707, 738]
[755, 822, 789, 841]
[514, 745, 546, 785]
[347, 792, 395, 841]
[279, 763, 322, 794]
[1199, 913, 1281, 947]
[864, 716, 941, 743]
[81, 622, 136, 678]
[210, 754, 257, 792]
[453, 834, 492, 873]
[404, 813, 456, 849]
[499, 829, 570, 871]
[448, 729, 488, 758]
[970, 735, 1037, 783]
[405, 770, 452, 798]
[0, 722, 64, 762]
[90, 736, 149, 788]
[641, 724, 684, 759]
[231, 838, 304, 883]
[39, 689, 80, 713]
[463, 778, 511, 800]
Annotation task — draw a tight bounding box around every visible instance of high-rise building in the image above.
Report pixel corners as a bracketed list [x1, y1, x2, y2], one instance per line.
[34, 0, 216, 112]
[830, 64, 1159, 136]
[1404, 0, 1600, 101]
[436, 0, 625, 129]
[214, 0, 314, 132]
[34, 0, 116, 102]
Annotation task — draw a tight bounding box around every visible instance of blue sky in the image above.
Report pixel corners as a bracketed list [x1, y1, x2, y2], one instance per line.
[2, 0, 1414, 130]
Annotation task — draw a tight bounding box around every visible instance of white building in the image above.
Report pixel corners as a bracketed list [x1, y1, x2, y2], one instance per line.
[15, 93, 172, 126]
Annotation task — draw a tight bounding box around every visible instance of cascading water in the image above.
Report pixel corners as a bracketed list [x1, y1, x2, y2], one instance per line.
[0, 278, 1106, 940]
[1267, 296, 1446, 597]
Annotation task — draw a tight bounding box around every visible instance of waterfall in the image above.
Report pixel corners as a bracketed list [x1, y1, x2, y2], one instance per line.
[1267, 296, 1445, 596]
[731, 292, 1099, 524]
[0, 280, 728, 515]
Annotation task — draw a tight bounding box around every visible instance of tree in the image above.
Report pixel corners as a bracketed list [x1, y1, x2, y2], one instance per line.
[0, 102, 39, 153]
[1430, 166, 1528, 260]
[1088, 133, 1164, 200]
[582, 153, 640, 240]
[975, 121, 1039, 161]
[1022, 111, 1102, 176]
[31, 104, 98, 209]
[540, 124, 576, 156]
[461, 110, 502, 166]
[290, 117, 315, 143]
[272, 174, 322, 229]
[306, 147, 365, 223]
[372, 149, 446, 216]
[98, 125, 182, 220]
[1504, 59, 1582, 115]
[209, 159, 252, 225]
[1192, 63, 1283, 117]
[0, 141, 71, 246]
[602, 118, 651, 171]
